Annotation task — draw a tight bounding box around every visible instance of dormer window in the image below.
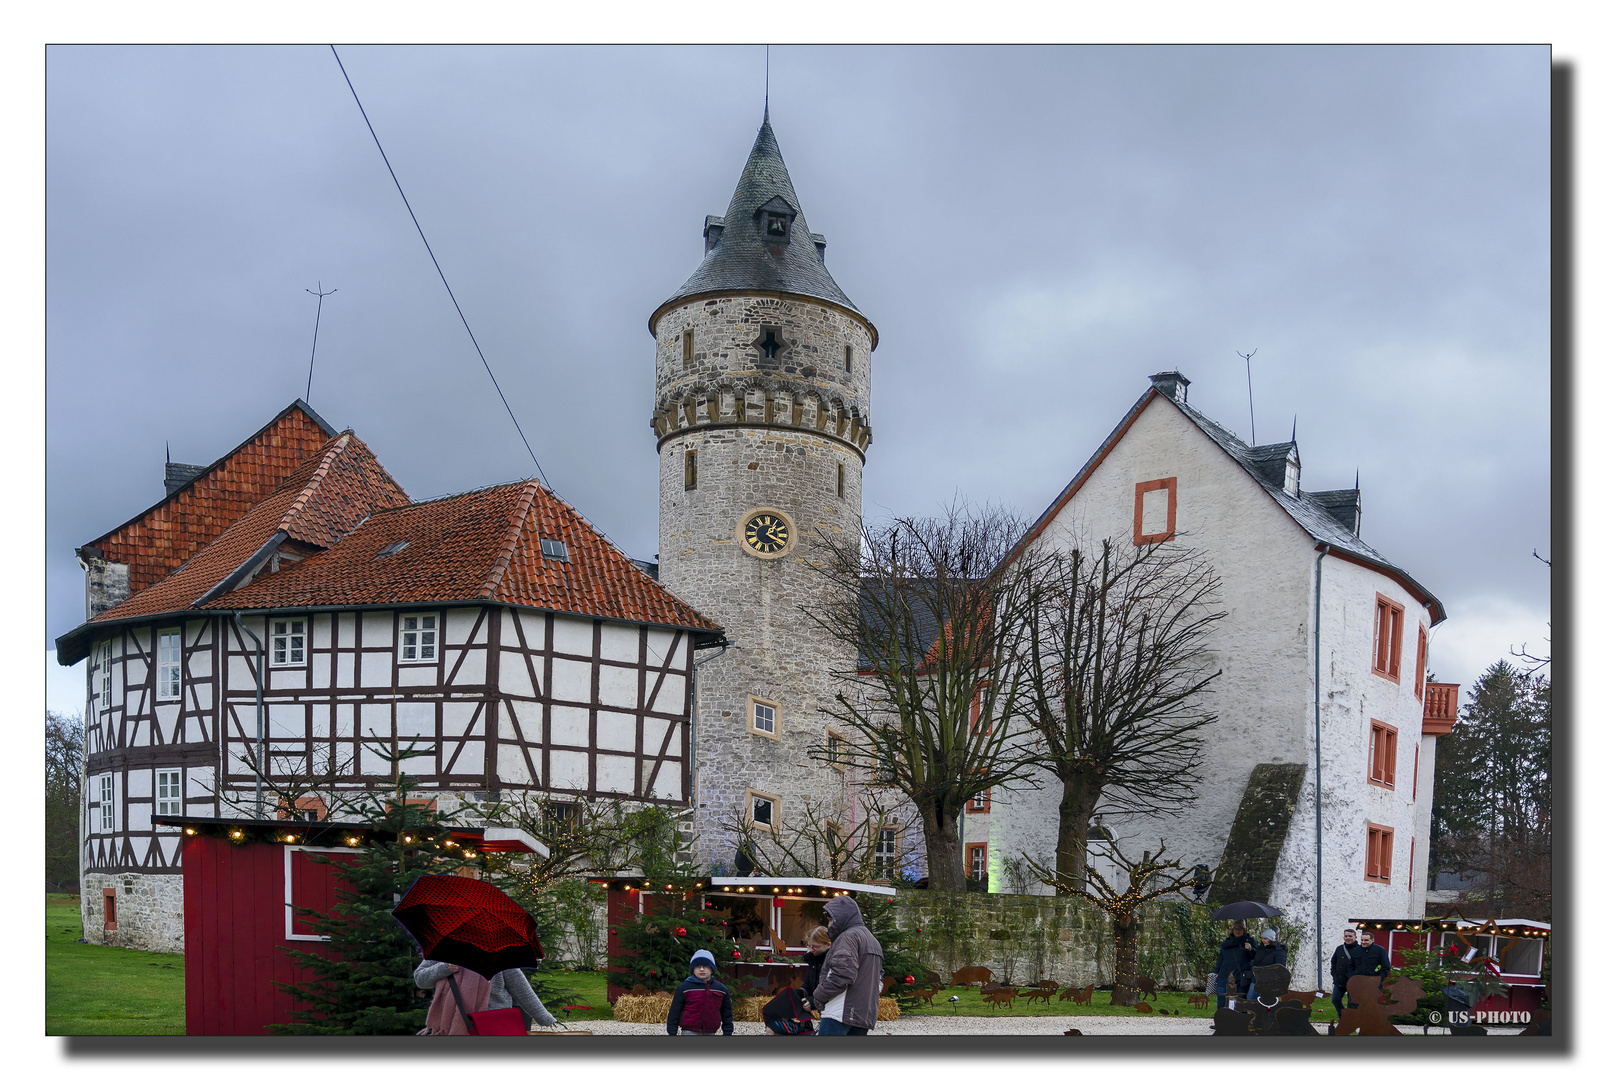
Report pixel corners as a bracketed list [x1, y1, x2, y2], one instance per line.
[1284, 451, 1301, 497]
[376, 540, 409, 558]
[540, 538, 569, 561]
[755, 196, 796, 246]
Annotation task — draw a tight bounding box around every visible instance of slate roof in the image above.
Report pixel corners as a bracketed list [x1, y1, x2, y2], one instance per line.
[1019, 376, 1445, 623]
[80, 400, 340, 597]
[57, 437, 718, 663]
[652, 119, 875, 342]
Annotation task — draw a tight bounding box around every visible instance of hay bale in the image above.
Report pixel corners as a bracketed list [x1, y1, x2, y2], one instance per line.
[877, 998, 900, 1022]
[612, 995, 672, 1024]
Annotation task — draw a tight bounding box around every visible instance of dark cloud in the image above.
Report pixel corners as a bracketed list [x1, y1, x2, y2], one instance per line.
[46, 45, 1549, 688]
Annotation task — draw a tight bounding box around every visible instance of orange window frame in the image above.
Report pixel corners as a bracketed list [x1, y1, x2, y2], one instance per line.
[1365, 824, 1394, 883]
[969, 683, 991, 737]
[1133, 477, 1178, 546]
[1407, 837, 1416, 891]
[1372, 593, 1405, 681]
[966, 784, 991, 814]
[965, 842, 988, 879]
[1411, 745, 1420, 801]
[1414, 625, 1428, 699]
[1369, 721, 1398, 788]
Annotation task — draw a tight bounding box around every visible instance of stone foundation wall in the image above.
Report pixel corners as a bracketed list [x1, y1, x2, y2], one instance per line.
[81, 872, 184, 953]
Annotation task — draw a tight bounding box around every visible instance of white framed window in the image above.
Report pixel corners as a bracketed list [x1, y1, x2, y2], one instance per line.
[156, 770, 182, 816]
[874, 827, 897, 874]
[98, 774, 114, 832]
[97, 641, 112, 712]
[746, 695, 781, 739]
[272, 618, 307, 666]
[400, 614, 438, 663]
[157, 629, 182, 700]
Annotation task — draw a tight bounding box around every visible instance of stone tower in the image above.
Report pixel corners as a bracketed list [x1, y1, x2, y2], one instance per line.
[649, 117, 877, 868]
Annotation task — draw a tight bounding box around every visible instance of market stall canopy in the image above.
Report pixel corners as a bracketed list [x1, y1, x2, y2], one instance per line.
[153, 815, 549, 858]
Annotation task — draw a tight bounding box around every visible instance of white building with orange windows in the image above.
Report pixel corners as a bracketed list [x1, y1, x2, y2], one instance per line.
[960, 370, 1458, 988]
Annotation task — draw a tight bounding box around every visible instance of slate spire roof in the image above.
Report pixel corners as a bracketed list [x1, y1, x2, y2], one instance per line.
[652, 119, 874, 341]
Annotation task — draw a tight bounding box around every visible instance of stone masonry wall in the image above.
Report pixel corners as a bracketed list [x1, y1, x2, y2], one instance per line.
[653, 295, 875, 870]
[82, 871, 184, 953]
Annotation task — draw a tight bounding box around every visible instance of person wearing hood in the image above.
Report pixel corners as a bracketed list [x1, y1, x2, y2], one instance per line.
[1247, 927, 1289, 1000]
[1212, 921, 1256, 1008]
[810, 895, 884, 1035]
[666, 949, 734, 1035]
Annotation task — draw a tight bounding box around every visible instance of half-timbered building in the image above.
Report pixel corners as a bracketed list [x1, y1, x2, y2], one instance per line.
[57, 408, 720, 951]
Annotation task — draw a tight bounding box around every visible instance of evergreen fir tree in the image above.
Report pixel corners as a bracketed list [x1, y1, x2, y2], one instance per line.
[852, 893, 933, 1007]
[271, 756, 471, 1034]
[606, 868, 734, 995]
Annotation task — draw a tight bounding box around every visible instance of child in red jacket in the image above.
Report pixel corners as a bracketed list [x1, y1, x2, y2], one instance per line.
[666, 949, 734, 1035]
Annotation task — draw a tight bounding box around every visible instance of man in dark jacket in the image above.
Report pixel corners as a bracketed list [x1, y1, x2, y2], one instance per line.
[1329, 928, 1363, 1023]
[811, 895, 884, 1034]
[1212, 921, 1256, 1008]
[1351, 930, 1391, 981]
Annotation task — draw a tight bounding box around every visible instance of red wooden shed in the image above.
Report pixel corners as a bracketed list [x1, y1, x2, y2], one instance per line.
[1351, 915, 1551, 1016]
[155, 815, 545, 1035]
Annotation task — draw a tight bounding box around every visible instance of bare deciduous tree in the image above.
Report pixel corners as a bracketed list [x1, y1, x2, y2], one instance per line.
[803, 504, 1041, 890]
[46, 712, 84, 892]
[719, 790, 921, 885]
[1017, 535, 1225, 889]
[1028, 836, 1201, 1006]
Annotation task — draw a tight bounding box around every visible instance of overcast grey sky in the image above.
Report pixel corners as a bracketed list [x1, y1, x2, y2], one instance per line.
[45, 44, 1550, 710]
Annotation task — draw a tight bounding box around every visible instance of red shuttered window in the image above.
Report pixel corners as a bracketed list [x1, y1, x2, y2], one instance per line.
[1373, 594, 1404, 681]
[1365, 824, 1394, 883]
[1369, 721, 1398, 788]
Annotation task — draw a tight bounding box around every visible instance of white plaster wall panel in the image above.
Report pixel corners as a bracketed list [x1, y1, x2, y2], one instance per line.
[228, 656, 253, 690]
[228, 744, 252, 775]
[643, 717, 673, 758]
[128, 770, 152, 798]
[652, 768, 682, 802]
[160, 835, 180, 862]
[450, 650, 487, 685]
[314, 613, 334, 646]
[396, 701, 434, 738]
[274, 669, 307, 691]
[362, 612, 393, 647]
[596, 754, 634, 794]
[596, 711, 635, 752]
[500, 652, 538, 699]
[551, 659, 592, 703]
[311, 704, 330, 738]
[399, 666, 436, 687]
[552, 617, 592, 656]
[186, 769, 213, 802]
[651, 673, 686, 715]
[129, 804, 151, 833]
[398, 750, 435, 774]
[191, 683, 212, 713]
[598, 665, 638, 710]
[189, 649, 211, 678]
[447, 741, 484, 774]
[360, 653, 392, 687]
[648, 628, 683, 668]
[498, 746, 533, 786]
[441, 702, 477, 737]
[336, 703, 354, 738]
[601, 622, 638, 663]
[447, 606, 480, 642]
[126, 657, 148, 687]
[550, 704, 588, 746]
[269, 702, 303, 739]
[131, 719, 150, 747]
[336, 652, 355, 687]
[549, 749, 588, 790]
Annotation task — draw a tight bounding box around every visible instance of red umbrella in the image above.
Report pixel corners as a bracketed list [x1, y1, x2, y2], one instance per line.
[393, 874, 544, 979]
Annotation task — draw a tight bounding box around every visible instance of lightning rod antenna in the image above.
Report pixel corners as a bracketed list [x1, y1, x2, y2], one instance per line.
[764, 46, 770, 122]
[1238, 348, 1258, 445]
[305, 282, 337, 404]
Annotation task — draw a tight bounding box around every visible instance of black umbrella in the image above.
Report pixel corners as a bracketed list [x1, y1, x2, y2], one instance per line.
[1208, 900, 1284, 921]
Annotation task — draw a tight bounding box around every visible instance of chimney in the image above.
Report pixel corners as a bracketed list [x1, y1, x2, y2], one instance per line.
[1149, 371, 1190, 403]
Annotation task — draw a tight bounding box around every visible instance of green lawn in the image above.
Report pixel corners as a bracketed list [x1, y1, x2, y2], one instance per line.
[46, 893, 186, 1036]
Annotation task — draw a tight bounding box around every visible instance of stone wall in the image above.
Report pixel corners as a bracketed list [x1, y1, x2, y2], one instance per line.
[81, 871, 184, 953]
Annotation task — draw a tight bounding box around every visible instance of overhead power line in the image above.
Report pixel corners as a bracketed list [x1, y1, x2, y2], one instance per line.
[329, 44, 551, 490]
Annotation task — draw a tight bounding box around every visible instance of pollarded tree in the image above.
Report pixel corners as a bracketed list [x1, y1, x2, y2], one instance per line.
[1016, 535, 1225, 890]
[802, 504, 1042, 890]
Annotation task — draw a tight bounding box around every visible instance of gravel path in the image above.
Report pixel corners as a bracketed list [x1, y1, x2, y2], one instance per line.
[569, 1016, 1517, 1036]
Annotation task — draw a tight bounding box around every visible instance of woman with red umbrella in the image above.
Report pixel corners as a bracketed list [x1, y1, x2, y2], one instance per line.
[397, 870, 560, 1035]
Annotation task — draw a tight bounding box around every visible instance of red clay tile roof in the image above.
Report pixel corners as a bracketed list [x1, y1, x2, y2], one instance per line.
[90, 432, 409, 624]
[209, 479, 718, 632]
[82, 401, 342, 597]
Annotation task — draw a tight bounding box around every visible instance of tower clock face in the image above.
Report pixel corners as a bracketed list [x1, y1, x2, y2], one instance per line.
[740, 509, 793, 558]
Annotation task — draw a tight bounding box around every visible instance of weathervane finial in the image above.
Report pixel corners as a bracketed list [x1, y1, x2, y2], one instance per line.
[764, 45, 770, 124]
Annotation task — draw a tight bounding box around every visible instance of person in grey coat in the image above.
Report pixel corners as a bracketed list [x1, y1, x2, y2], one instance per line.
[415, 959, 558, 1033]
[810, 894, 884, 1035]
